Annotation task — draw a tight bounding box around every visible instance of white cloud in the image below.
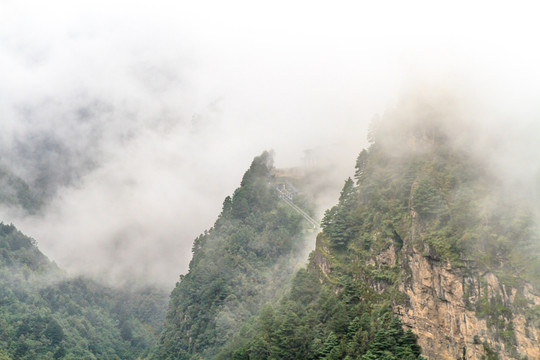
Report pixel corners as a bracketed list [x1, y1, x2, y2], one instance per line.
[1, 0, 539, 286]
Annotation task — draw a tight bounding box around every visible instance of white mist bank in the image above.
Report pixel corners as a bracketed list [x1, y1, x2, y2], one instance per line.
[1, 1, 539, 286]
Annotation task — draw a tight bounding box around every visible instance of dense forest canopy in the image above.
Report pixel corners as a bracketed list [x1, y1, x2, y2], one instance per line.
[0, 222, 168, 360]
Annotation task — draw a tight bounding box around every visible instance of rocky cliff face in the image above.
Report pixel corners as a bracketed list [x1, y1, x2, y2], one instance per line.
[313, 241, 540, 359]
[397, 249, 540, 360]
[312, 166, 540, 360]
[389, 168, 540, 359]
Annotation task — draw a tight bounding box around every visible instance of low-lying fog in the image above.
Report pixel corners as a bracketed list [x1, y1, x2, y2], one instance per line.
[1, 1, 539, 286]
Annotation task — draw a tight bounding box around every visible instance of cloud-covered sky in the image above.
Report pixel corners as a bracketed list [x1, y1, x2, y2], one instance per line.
[1, 0, 539, 286]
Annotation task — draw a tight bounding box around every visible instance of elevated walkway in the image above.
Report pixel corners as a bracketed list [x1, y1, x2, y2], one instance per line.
[275, 186, 319, 229]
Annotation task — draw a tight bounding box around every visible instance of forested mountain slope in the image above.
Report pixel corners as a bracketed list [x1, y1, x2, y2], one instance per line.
[0, 223, 168, 359]
[222, 108, 540, 359]
[155, 151, 315, 359]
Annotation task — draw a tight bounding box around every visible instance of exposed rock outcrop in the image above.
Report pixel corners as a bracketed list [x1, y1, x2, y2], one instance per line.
[396, 249, 540, 360]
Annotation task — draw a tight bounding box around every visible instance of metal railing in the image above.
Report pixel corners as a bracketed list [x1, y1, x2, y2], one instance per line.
[276, 187, 319, 229]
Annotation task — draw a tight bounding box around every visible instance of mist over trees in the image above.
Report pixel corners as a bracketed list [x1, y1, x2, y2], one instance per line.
[0, 223, 168, 359]
[1, 95, 539, 359]
[1, 2, 540, 360]
[156, 151, 312, 359]
[203, 105, 540, 360]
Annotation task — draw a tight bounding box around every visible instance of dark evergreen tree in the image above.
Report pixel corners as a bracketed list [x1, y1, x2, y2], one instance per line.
[354, 149, 369, 185]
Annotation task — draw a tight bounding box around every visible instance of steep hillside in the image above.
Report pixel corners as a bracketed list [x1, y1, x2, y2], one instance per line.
[0, 223, 168, 359]
[224, 108, 540, 359]
[155, 151, 315, 359]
